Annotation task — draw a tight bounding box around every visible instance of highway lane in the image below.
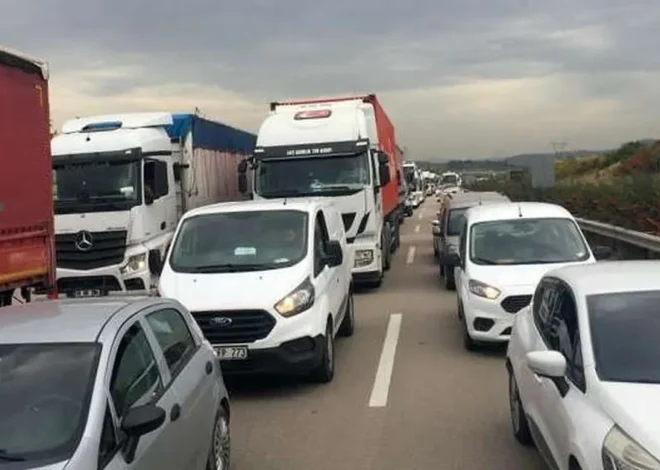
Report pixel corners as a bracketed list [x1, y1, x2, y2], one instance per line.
[227, 199, 546, 470]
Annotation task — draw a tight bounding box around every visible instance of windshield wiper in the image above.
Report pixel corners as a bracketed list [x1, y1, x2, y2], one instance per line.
[0, 450, 25, 461]
[472, 257, 498, 265]
[191, 263, 271, 273]
[260, 189, 307, 198]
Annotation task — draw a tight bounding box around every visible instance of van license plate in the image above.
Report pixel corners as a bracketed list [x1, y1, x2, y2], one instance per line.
[73, 289, 101, 298]
[215, 346, 248, 360]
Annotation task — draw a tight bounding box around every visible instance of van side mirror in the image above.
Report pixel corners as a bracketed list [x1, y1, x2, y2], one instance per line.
[148, 250, 163, 275]
[592, 245, 612, 260]
[238, 173, 248, 194]
[324, 240, 343, 267]
[238, 160, 248, 173]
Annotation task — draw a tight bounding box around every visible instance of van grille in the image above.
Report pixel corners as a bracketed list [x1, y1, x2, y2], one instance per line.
[500, 295, 532, 313]
[191, 310, 276, 344]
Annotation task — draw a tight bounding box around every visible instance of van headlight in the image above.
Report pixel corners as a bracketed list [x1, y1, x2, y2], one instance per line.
[468, 279, 501, 299]
[274, 277, 315, 317]
[121, 253, 147, 275]
[602, 426, 660, 470]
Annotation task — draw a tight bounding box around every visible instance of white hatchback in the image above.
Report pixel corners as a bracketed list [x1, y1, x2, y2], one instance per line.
[446, 202, 611, 350]
[507, 261, 660, 470]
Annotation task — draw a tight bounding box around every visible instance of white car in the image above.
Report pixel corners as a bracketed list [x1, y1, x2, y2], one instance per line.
[157, 198, 354, 383]
[445, 202, 611, 350]
[506, 260, 660, 470]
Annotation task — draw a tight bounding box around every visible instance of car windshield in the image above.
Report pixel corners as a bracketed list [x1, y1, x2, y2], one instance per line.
[469, 217, 590, 265]
[588, 290, 660, 383]
[0, 343, 99, 462]
[446, 208, 467, 236]
[257, 153, 370, 197]
[169, 209, 309, 273]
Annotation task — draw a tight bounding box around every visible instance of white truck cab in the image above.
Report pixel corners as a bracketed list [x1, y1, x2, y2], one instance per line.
[50, 112, 254, 297]
[158, 198, 354, 383]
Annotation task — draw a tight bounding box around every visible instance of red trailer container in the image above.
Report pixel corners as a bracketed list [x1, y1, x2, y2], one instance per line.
[0, 46, 56, 305]
[269, 94, 402, 218]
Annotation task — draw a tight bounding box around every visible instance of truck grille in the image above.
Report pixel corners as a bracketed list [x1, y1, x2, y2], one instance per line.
[191, 310, 276, 344]
[500, 295, 532, 314]
[57, 276, 121, 294]
[56, 230, 127, 270]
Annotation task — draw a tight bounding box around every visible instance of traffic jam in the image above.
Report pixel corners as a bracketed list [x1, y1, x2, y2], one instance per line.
[2, 45, 659, 470]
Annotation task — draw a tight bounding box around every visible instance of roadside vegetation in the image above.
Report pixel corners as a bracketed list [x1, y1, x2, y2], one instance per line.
[466, 140, 660, 234]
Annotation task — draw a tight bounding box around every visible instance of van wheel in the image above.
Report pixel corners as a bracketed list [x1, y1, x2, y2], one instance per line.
[311, 320, 335, 383]
[462, 315, 476, 351]
[338, 290, 355, 337]
[444, 266, 456, 290]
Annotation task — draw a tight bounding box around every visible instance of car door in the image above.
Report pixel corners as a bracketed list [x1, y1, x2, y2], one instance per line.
[143, 307, 217, 470]
[533, 283, 589, 470]
[103, 320, 184, 470]
[313, 211, 341, 331]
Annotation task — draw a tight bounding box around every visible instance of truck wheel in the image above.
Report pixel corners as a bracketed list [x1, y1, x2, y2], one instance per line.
[383, 224, 392, 271]
[392, 222, 401, 252]
[0, 290, 13, 307]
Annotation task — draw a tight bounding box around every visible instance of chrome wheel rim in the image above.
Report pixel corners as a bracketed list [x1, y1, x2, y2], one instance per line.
[509, 374, 521, 433]
[213, 415, 230, 470]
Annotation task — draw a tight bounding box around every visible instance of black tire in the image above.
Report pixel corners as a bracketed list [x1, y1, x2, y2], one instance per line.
[206, 407, 231, 470]
[311, 320, 335, 383]
[338, 290, 355, 337]
[383, 225, 392, 271]
[444, 266, 456, 290]
[0, 290, 13, 307]
[462, 315, 476, 351]
[508, 370, 534, 446]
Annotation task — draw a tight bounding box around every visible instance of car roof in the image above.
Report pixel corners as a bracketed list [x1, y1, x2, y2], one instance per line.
[445, 192, 509, 209]
[465, 202, 574, 224]
[0, 296, 156, 344]
[546, 260, 660, 297]
[183, 198, 327, 219]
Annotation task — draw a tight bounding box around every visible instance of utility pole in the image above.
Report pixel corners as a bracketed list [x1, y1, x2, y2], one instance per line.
[551, 140, 568, 158]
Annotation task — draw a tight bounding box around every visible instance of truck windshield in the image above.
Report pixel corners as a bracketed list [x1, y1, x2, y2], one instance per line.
[169, 210, 309, 273]
[53, 160, 141, 214]
[257, 152, 370, 198]
[441, 175, 458, 185]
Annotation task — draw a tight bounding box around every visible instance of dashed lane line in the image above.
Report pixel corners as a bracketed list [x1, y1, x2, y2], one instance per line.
[406, 246, 416, 264]
[368, 313, 403, 408]
[414, 224, 420, 233]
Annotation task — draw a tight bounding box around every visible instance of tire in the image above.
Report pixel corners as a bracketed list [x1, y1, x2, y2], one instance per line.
[0, 290, 13, 307]
[206, 407, 231, 470]
[462, 315, 476, 351]
[508, 370, 534, 446]
[311, 320, 335, 383]
[383, 224, 392, 271]
[444, 266, 456, 290]
[338, 290, 355, 337]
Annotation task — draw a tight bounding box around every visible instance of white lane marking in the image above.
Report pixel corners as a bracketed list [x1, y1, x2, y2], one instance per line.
[406, 246, 416, 264]
[414, 224, 420, 233]
[418, 212, 423, 219]
[369, 313, 402, 408]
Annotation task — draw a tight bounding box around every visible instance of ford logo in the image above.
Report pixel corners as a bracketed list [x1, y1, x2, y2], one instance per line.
[211, 317, 233, 327]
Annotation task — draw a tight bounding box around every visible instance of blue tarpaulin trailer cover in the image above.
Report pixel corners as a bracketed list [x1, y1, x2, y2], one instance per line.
[165, 113, 256, 153]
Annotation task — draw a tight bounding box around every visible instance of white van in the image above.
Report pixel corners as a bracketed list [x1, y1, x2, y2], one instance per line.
[157, 198, 354, 383]
[445, 202, 611, 351]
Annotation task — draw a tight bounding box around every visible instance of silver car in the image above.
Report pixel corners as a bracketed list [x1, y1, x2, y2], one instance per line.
[0, 296, 231, 470]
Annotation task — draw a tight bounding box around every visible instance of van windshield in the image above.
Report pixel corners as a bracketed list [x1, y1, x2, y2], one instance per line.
[469, 217, 590, 265]
[169, 210, 309, 273]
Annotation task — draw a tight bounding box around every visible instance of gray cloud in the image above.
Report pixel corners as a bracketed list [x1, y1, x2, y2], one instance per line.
[3, 0, 660, 158]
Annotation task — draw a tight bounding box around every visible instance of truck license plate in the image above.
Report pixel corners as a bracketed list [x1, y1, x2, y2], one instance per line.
[72, 289, 101, 298]
[215, 346, 248, 360]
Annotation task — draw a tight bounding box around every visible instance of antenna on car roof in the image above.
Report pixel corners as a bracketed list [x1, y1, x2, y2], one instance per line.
[518, 203, 523, 217]
[283, 197, 287, 205]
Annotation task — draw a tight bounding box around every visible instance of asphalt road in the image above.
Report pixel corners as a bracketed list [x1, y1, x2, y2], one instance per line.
[227, 199, 546, 470]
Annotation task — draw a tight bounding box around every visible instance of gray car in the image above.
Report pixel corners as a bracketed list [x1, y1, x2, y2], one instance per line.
[0, 296, 231, 470]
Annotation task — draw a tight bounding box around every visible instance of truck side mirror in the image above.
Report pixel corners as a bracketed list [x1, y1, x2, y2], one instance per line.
[148, 250, 163, 276]
[378, 162, 391, 186]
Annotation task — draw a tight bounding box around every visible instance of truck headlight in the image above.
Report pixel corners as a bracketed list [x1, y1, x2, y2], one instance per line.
[354, 249, 374, 267]
[121, 253, 147, 275]
[468, 279, 501, 299]
[602, 425, 660, 470]
[274, 277, 315, 317]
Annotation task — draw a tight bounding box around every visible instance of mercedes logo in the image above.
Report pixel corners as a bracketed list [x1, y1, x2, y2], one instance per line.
[211, 317, 233, 327]
[74, 230, 94, 252]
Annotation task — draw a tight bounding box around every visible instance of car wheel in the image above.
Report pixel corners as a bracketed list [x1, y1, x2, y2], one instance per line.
[207, 407, 231, 470]
[338, 290, 355, 337]
[462, 315, 476, 351]
[508, 370, 534, 446]
[444, 266, 456, 290]
[311, 320, 335, 383]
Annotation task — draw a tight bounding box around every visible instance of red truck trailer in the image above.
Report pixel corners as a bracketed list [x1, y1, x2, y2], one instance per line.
[0, 46, 56, 306]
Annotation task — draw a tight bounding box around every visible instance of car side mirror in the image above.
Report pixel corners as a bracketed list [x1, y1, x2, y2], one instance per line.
[592, 245, 612, 260]
[444, 252, 461, 266]
[526, 351, 566, 378]
[148, 249, 163, 276]
[120, 404, 166, 463]
[324, 240, 343, 267]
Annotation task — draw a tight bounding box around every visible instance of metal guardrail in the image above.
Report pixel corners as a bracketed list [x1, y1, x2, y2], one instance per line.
[576, 218, 660, 254]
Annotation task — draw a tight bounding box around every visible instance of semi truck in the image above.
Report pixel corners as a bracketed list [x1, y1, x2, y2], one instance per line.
[237, 94, 404, 287]
[50, 112, 256, 297]
[0, 46, 57, 306]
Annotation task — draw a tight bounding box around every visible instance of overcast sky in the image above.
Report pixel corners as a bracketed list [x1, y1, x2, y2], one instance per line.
[4, 0, 660, 160]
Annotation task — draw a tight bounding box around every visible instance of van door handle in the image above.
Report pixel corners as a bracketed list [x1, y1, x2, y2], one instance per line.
[170, 404, 181, 421]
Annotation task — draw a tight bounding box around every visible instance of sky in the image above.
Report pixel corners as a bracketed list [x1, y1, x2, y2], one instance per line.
[4, 0, 660, 160]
